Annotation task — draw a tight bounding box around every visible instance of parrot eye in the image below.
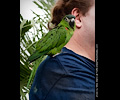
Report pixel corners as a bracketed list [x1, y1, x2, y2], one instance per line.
[65, 17, 67, 21]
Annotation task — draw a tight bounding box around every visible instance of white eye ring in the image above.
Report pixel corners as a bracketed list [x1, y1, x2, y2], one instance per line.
[65, 17, 70, 22]
[65, 17, 68, 21]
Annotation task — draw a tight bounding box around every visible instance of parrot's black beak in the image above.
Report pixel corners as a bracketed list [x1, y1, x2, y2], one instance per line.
[69, 18, 75, 29]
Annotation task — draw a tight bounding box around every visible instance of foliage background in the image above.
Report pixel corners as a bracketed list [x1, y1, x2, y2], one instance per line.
[20, 0, 55, 99]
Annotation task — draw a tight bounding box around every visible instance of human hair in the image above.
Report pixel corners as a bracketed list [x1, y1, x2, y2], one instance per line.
[48, 0, 94, 30]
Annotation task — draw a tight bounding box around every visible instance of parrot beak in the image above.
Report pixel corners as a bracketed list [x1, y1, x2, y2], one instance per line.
[69, 18, 75, 29]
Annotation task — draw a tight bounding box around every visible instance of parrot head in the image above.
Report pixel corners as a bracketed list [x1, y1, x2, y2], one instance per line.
[61, 14, 76, 31]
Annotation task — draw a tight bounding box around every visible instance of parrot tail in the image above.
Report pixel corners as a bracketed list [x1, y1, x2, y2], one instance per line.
[28, 50, 48, 63]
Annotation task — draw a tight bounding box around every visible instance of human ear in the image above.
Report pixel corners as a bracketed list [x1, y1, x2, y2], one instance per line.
[71, 8, 82, 28]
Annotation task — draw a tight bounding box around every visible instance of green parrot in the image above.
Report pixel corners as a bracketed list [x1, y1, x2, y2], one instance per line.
[28, 14, 76, 63]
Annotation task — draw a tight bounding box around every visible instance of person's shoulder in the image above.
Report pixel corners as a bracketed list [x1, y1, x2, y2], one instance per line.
[55, 47, 95, 74]
[38, 55, 64, 70]
[57, 47, 95, 65]
[29, 55, 67, 100]
[54, 49, 81, 67]
[35, 55, 67, 78]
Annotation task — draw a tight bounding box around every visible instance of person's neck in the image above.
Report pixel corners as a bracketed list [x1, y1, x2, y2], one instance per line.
[65, 34, 95, 62]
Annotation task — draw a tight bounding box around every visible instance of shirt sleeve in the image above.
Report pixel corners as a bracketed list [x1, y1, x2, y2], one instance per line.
[29, 56, 67, 100]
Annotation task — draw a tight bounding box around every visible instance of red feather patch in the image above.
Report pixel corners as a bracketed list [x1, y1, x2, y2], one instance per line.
[65, 27, 68, 30]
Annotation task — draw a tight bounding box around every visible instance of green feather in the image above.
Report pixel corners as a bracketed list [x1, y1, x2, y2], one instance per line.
[28, 50, 49, 63]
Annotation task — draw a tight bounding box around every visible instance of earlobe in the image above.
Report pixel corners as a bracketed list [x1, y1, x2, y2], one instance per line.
[75, 19, 82, 28]
[71, 8, 82, 28]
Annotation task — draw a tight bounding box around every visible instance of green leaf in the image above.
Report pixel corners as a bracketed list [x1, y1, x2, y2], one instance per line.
[20, 0, 55, 99]
[20, 14, 23, 21]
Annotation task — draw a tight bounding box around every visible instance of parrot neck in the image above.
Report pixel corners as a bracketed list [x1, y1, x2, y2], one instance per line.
[58, 21, 74, 31]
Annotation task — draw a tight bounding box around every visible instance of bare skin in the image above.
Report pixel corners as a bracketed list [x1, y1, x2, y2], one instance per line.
[65, 0, 95, 61]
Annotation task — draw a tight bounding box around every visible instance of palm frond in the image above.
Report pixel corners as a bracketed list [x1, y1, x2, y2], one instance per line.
[20, 0, 55, 99]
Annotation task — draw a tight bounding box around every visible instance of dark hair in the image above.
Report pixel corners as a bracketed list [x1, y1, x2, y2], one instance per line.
[48, 0, 94, 30]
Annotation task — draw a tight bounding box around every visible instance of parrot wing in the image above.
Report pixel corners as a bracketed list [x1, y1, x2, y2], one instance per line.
[28, 26, 68, 62]
[36, 26, 67, 53]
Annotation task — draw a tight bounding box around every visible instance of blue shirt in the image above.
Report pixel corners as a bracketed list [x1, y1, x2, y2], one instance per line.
[29, 47, 95, 100]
